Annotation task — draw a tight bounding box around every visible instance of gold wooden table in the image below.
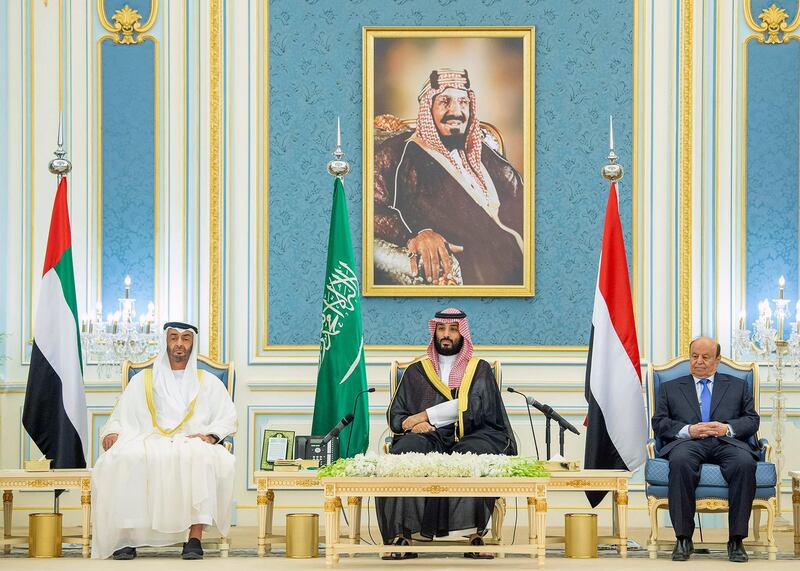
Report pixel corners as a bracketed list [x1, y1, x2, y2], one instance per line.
[320, 476, 548, 566]
[254, 470, 328, 557]
[791, 470, 800, 556]
[544, 470, 633, 558]
[1, 469, 92, 558]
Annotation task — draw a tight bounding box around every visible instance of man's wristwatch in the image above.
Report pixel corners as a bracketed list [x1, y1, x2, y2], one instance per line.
[725, 425, 733, 437]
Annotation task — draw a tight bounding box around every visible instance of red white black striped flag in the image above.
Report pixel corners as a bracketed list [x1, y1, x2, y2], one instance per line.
[23, 177, 88, 468]
[583, 182, 647, 506]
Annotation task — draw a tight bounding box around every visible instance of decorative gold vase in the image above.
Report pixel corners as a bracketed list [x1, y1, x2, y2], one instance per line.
[285, 513, 319, 558]
[564, 513, 597, 558]
[29, 513, 62, 558]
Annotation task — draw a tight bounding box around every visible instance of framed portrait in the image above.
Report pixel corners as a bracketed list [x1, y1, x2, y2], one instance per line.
[363, 27, 535, 297]
[260, 429, 295, 471]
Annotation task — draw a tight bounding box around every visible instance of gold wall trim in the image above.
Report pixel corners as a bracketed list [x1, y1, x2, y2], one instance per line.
[208, 0, 223, 360]
[678, 0, 693, 352]
[743, 0, 800, 42]
[260, 0, 269, 352]
[97, 0, 158, 44]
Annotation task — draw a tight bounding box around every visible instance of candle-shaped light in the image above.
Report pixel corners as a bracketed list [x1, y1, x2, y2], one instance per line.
[124, 275, 131, 299]
[739, 309, 746, 330]
[764, 299, 772, 327]
[779, 275, 785, 299]
[106, 312, 113, 324]
[336, 116, 341, 149]
[609, 115, 614, 151]
[147, 301, 155, 319]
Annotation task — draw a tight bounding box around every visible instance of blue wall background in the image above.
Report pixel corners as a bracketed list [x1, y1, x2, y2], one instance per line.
[99, 0, 157, 314]
[745, 39, 800, 335]
[268, 0, 634, 346]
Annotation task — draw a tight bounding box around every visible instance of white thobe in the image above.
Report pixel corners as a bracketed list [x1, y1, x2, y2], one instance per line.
[91, 369, 237, 559]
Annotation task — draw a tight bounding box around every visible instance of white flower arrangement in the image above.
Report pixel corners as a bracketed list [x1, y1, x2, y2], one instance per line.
[318, 452, 546, 478]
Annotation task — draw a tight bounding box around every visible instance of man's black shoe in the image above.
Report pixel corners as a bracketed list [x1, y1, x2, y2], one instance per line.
[182, 537, 204, 560]
[727, 538, 748, 563]
[112, 546, 136, 560]
[671, 537, 693, 561]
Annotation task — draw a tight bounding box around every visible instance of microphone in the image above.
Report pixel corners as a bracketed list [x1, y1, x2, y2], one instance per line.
[506, 387, 540, 460]
[523, 394, 580, 435]
[321, 413, 354, 446]
[345, 387, 376, 457]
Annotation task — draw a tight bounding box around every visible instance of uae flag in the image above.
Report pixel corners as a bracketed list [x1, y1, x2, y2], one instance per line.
[584, 182, 648, 506]
[23, 177, 88, 468]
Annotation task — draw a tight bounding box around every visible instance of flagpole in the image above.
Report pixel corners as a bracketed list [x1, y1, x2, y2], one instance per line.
[601, 114, 623, 182]
[327, 115, 351, 179]
[49, 113, 72, 182]
[47, 114, 72, 514]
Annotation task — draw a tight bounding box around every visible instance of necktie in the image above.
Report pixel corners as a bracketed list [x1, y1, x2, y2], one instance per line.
[699, 379, 711, 422]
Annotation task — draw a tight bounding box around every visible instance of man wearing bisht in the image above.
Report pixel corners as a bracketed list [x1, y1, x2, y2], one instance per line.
[91, 322, 237, 560]
[377, 308, 517, 559]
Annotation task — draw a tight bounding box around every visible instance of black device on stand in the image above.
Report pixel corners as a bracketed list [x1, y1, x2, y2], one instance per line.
[295, 436, 340, 466]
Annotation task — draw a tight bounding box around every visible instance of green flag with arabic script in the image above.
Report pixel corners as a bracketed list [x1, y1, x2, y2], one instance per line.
[311, 177, 369, 457]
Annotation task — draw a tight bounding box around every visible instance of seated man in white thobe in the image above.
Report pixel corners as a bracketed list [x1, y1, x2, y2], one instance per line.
[91, 322, 237, 560]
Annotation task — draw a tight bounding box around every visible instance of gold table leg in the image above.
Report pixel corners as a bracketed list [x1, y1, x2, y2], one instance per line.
[256, 484, 271, 557]
[81, 480, 91, 558]
[3, 490, 12, 555]
[527, 496, 537, 548]
[792, 477, 800, 557]
[346, 496, 362, 553]
[615, 489, 628, 558]
[325, 498, 340, 566]
[535, 492, 547, 566]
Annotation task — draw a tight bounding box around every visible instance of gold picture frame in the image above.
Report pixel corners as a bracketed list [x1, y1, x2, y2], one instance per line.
[362, 26, 535, 297]
[260, 429, 295, 471]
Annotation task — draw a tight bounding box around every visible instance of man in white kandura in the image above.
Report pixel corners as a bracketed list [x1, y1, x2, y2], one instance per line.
[91, 322, 237, 560]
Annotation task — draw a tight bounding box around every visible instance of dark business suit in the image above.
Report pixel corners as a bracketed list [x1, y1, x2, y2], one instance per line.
[652, 373, 760, 538]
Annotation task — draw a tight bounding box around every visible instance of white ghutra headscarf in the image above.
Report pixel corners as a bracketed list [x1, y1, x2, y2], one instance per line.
[150, 322, 201, 430]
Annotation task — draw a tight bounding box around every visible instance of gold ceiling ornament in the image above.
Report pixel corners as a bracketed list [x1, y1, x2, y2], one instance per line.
[97, 0, 158, 45]
[744, 1, 800, 44]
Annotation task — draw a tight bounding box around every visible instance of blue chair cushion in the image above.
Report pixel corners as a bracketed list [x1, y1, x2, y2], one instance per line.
[645, 457, 776, 499]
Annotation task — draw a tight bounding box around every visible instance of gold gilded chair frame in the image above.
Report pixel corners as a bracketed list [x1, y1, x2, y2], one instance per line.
[121, 354, 235, 398]
[386, 359, 507, 547]
[645, 356, 776, 560]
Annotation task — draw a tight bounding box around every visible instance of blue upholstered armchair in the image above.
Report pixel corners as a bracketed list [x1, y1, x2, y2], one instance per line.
[384, 359, 509, 545]
[644, 357, 776, 560]
[120, 355, 236, 557]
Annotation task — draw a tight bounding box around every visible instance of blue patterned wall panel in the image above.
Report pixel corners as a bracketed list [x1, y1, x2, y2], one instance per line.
[268, 0, 633, 346]
[100, 39, 157, 314]
[745, 41, 800, 334]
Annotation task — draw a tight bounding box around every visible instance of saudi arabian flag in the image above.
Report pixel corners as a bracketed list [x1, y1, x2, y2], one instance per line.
[311, 177, 369, 458]
[23, 177, 88, 468]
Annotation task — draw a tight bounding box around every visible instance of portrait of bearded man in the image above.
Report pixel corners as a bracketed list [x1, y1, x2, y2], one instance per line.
[371, 67, 527, 289]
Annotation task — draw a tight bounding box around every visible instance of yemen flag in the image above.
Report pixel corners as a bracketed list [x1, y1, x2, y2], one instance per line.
[311, 177, 369, 458]
[584, 182, 647, 506]
[23, 177, 88, 468]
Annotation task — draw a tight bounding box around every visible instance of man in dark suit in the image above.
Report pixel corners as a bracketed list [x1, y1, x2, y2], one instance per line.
[652, 336, 759, 563]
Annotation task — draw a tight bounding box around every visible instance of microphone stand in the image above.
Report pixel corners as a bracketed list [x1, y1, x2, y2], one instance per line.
[545, 417, 552, 460]
[559, 425, 566, 458]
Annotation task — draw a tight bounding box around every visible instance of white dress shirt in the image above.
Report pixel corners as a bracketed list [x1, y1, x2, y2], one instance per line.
[425, 354, 459, 428]
[676, 374, 734, 438]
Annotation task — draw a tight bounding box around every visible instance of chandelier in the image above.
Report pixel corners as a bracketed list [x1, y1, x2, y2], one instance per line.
[80, 276, 160, 378]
